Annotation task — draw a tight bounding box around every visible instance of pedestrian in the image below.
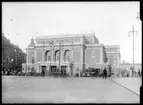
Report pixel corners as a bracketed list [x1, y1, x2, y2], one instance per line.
[61, 69, 63, 78]
[64, 68, 66, 78]
[103, 67, 107, 79]
[7, 69, 10, 76]
[42, 69, 45, 77]
[138, 69, 140, 78]
[57, 68, 59, 77]
[127, 71, 129, 77]
[59, 69, 61, 77]
[109, 65, 111, 77]
[63, 69, 65, 78]
[141, 70, 142, 78]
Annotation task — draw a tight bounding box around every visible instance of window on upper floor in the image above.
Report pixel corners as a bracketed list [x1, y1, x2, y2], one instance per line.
[55, 50, 60, 62]
[45, 50, 51, 61]
[64, 50, 71, 62]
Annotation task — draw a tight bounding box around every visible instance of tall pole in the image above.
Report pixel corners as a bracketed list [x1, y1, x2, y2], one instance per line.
[129, 25, 138, 77]
[50, 44, 52, 75]
[43, 40, 45, 62]
[36, 33, 40, 74]
[49, 41, 54, 75]
[59, 36, 63, 71]
[39, 60, 40, 74]
[59, 39, 61, 71]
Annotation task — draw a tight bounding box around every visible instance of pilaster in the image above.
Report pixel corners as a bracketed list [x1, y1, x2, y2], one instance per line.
[35, 50, 36, 63]
[100, 47, 103, 64]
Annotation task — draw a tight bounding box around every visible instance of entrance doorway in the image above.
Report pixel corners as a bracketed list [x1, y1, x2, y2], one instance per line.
[41, 66, 46, 73]
[51, 66, 57, 74]
[61, 66, 67, 72]
[70, 66, 73, 76]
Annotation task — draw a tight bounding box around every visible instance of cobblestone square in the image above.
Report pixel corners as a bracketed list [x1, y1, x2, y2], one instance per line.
[2, 76, 140, 103]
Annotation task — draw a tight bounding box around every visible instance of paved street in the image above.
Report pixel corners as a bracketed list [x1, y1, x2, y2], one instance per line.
[2, 76, 140, 103]
[110, 77, 141, 95]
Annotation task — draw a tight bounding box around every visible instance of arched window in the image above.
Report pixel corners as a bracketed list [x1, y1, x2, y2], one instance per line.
[32, 52, 35, 63]
[55, 50, 60, 62]
[64, 50, 71, 62]
[45, 50, 50, 61]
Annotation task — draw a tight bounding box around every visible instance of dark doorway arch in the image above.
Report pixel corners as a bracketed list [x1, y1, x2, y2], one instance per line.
[45, 50, 50, 62]
[54, 50, 60, 62]
[64, 50, 71, 62]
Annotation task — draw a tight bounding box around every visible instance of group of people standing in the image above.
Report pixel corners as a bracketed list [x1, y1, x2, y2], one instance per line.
[41, 67, 111, 78]
[120, 68, 142, 78]
[41, 68, 67, 78]
[60, 68, 67, 78]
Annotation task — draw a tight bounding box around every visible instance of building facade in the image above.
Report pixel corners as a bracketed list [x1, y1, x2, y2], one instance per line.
[23, 33, 120, 76]
[14, 49, 26, 70]
[105, 45, 121, 74]
[2, 33, 26, 71]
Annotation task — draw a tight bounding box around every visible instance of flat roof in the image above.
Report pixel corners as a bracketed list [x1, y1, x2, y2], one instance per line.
[105, 45, 120, 48]
[35, 33, 96, 39]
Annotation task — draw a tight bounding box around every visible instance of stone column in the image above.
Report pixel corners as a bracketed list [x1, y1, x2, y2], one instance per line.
[42, 50, 45, 63]
[72, 48, 74, 62]
[26, 51, 28, 64]
[80, 46, 83, 71]
[61, 49, 64, 63]
[50, 49, 53, 63]
[100, 47, 103, 64]
[26, 51, 28, 73]
[35, 50, 36, 64]
[67, 65, 70, 75]
[117, 55, 119, 68]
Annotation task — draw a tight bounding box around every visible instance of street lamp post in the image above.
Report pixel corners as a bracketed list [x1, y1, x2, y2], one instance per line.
[14, 48, 17, 71]
[32, 52, 35, 73]
[59, 39, 61, 72]
[69, 37, 74, 76]
[128, 26, 138, 77]
[48, 41, 54, 75]
[38, 60, 40, 75]
[58, 36, 64, 72]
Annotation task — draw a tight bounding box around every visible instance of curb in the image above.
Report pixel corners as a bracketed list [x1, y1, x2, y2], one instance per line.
[110, 79, 140, 97]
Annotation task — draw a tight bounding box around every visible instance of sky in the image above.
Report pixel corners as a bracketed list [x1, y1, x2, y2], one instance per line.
[2, 2, 141, 63]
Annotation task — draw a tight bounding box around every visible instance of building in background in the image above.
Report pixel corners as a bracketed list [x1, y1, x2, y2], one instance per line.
[2, 33, 26, 71]
[23, 32, 120, 76]
[105, 45, 121, 75]
[14, 48, 26, 71]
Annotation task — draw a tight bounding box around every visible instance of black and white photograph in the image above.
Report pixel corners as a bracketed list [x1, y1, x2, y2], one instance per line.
[2, 2, 141, 103]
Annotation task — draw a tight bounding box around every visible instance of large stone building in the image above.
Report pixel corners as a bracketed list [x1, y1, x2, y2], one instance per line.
[105, 45, 121, 74]
[22, 33, 120, 76]
[2, 33, 26, 71]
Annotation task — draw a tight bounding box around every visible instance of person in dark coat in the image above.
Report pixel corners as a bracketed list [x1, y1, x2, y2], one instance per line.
[7, 69, 10, 76]
[64, 68, 66, 78]
[42, 69, 45, 77]
[109, 65, 112, 77]
[138, 68, 141, 77]
[60, 69, 63, 78]
[103, 67, 107, 79]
